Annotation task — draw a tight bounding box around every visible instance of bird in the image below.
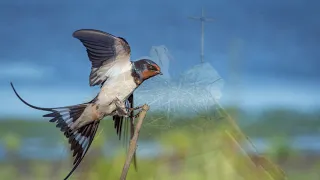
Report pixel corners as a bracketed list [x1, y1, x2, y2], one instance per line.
[10, 29, 162, 180]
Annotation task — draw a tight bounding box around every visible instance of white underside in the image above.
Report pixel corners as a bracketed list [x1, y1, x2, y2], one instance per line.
[96, 68, 137, 115]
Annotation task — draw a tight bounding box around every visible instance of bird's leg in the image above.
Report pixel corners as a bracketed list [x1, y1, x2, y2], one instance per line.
[128, 106, 143, 113]
[113, 98, 143, 118]
[127, 106, 143, 119]
[128, 106, 144, 119]
[113, 97, 128, 117]
[128, 111, 140, 119]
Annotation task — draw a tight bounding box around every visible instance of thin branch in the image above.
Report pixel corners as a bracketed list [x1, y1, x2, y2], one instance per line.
[120, 104, 150, 180]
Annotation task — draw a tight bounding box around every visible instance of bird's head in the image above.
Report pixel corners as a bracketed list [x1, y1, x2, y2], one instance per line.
[132, 59, 162, 83]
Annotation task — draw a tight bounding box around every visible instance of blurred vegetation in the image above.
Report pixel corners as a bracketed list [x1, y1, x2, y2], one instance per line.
[1, 107, 319, 139]
[0, 106, 319, 179]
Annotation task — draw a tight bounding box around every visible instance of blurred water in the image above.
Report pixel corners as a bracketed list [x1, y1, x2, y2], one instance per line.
[1, 135, 319, 161]
[244, 135, 320, 154]
[18, 138, 68, 160]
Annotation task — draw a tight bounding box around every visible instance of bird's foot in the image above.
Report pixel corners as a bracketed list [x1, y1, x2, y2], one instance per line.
[128, 106, 143, 113]
[113, 97, 128, 116]
[128, 106, 143, 119]
[128, 112, 140, 119]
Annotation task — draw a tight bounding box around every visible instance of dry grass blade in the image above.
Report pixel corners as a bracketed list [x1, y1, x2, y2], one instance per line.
[212, 98, 287, 180]
[120, 104, 150, 180]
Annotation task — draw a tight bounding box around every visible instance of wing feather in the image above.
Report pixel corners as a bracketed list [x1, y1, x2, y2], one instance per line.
[73, 29, 131, 86]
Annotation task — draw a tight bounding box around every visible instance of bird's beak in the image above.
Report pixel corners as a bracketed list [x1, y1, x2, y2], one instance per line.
[158, 71, 163, 75]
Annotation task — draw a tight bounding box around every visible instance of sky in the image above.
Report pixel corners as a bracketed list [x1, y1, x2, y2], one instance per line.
[0, 0, 320, 117]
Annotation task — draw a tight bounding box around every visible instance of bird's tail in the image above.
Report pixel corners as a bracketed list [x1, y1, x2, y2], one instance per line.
[10, 82, 95, 132]
[10, 82, 100, 180]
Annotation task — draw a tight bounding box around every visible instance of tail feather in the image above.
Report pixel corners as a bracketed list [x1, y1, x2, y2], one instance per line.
[10, 82, 90, 133]
[43, 104, 88, 134]
[10, 82, 86, 111]
[63, 121, 100, 180]
[10, 82, 100, 180]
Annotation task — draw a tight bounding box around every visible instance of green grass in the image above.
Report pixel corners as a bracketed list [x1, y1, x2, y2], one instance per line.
[1, 107, 319, 179]
[0, 121, 318, 180]
[1, 107, 320, 139]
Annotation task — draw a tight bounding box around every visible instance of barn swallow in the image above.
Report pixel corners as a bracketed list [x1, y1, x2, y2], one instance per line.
[10, 29, 162, 180]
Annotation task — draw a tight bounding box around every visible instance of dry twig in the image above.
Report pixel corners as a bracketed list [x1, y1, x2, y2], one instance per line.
[120, 104, 150, 180]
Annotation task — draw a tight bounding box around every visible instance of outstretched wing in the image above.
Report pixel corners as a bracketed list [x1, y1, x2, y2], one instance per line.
[73, 29, 131, 87]
[113, 93, 137, 170]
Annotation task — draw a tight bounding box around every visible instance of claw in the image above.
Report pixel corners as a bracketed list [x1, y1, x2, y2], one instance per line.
[129, 108, 143, 119]
[129, 112, 140, 119]
[128, 106, 143, 112]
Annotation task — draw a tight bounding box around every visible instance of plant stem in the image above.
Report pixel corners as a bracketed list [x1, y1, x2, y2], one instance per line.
[120, 104, 150, 180]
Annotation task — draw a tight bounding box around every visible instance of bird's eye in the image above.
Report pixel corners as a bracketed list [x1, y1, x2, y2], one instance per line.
[148, 64, 157, 71]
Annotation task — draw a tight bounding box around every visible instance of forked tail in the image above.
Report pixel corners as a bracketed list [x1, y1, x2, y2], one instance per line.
[10, 82, 100, 180]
